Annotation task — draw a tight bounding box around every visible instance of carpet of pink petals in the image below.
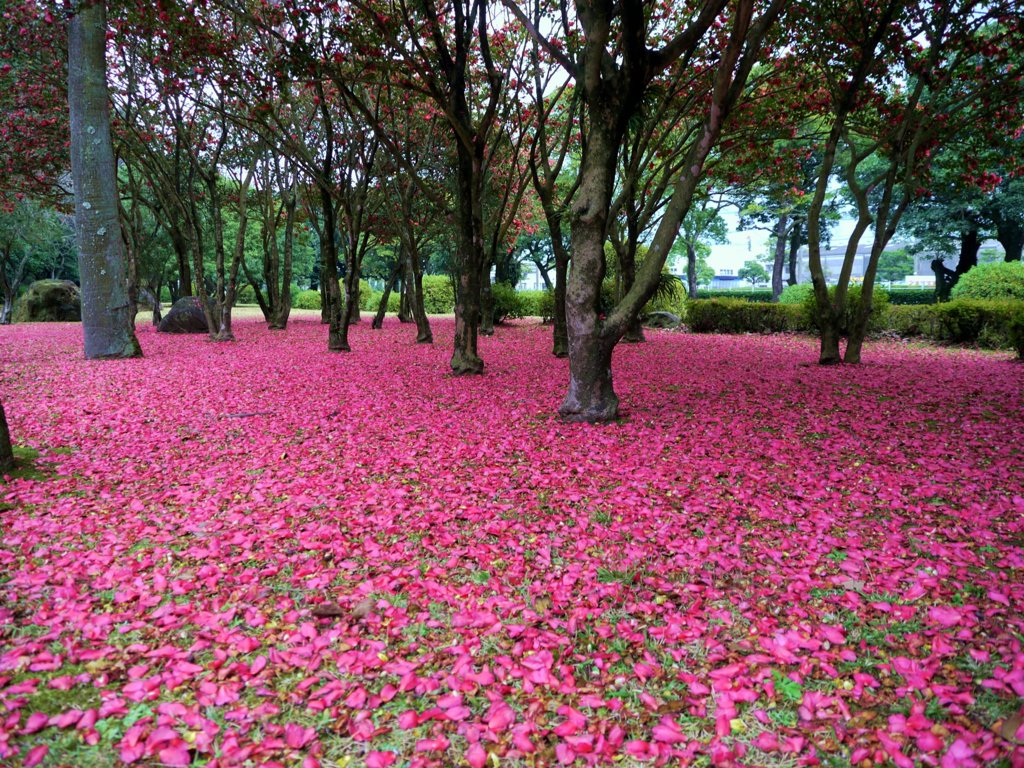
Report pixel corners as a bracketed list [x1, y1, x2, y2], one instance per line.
[1, 317, 1023, 768]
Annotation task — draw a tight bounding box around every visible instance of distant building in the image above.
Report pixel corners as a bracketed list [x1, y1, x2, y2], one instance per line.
[711, 270, 745, 290]
[794, 240, 1005, 285]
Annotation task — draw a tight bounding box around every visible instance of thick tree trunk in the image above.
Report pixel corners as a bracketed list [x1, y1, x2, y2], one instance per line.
[771, 214, 788, 301]
[0, 398, 13, 473]
[998, 219, 1023, 262]
[68, 0, 141, 360]
[320, 188, 344, 351]
[562, 332, 618, 423]
[450, 144, 484, 374]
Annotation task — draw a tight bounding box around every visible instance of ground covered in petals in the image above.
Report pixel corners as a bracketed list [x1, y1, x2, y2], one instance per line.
[1, 316, 1023, 768]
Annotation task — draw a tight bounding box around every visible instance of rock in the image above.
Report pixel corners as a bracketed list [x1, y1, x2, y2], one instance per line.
[158, 296, 209, 334]
[11, 280, 81, 322]
[643, 311, 681, 329]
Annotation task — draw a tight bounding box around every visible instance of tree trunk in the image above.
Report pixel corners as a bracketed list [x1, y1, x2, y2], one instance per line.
[320, 189, 344, 351]
[561, 331, 618, 423]
[771, 214, 788, 301]
[407, 246, 432, 343]
[998, 218, 1023, 262]
[0, 397, 13, 473]
[787, 222, 802, 286]
[397, 276, 412, 322]
[268, 188, 296, 331]
[1, 296, 13, 325]
[619, 242, 645, 343]
[686, 243, 698, 300]
[68, 0, 141, 360]
[552, 248, 569, 357]
[450, 142, 485, 374]
[373, 262, 402, 329]
[480, 268, 494, 336]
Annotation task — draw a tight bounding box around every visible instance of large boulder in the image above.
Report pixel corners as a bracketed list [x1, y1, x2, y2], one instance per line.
[158, 296, 209, 334]
[12, 280, 81, 322]
[642, 310, 682, 329]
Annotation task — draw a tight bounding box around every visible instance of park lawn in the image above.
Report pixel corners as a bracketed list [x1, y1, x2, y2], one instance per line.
[1, 318, 1022, 768]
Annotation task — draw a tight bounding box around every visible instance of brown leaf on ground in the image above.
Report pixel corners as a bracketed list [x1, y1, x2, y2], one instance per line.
[310, 602, 346, 618]
[997, 712, 1023, 744]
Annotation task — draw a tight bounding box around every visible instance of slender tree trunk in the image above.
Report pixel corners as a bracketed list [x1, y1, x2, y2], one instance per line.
[1, 296, 13, 325]
[68, 0, 141, 359]
[321, 190, 344, 351]
[480, 268, 494, 336]
[771, 214, 788, 301]
[269, 189, 296, 330]
[0, 398, 13, 473]
[373, 262, 402, 329]
[398, 275, 412, 322]
[619, 241, 645, 343]
[409, 251, 432, 343]
[787, 221, 802, 286]
[686, 243, 698, 299]
[552, 248, 568, 357]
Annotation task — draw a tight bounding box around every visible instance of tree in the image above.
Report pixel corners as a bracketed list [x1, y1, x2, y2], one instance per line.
[674, 197, 729, 298]
[876, 248, 914, 284]
[68, 0, 141, 359]
[738, 259, 769, 286]
[508, 0, 789, 420]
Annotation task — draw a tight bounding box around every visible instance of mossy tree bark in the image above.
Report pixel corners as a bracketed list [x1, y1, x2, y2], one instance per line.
[68, 0, 141, 359]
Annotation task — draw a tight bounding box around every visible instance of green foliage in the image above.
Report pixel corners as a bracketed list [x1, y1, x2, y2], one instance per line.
[686, 299, 808, 334]
[778, 283, 814, 305]
[293, 289, 322, 310]
[643, 273, 687, 316]
[421, 275, 456, 314]
[518, 290, 555, 319]
[881, 300, 1024, 352]
[357, 279, 375, 311]
[694, 289, 775, 302]
[236, 284, 258, 305]
[876, 248, 915, 283]
[491, 283, 526, 323]
[738, 260, 770, 286]
[802, 285, 890, 335]
[950, 261, 1024, 302]
[932, 299, 1023, 346]
[886, 288, 936, 305]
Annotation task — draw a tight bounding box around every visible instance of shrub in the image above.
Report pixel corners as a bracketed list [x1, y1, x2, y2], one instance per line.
[883, 305, 940, 338]
[357, 279, 376, 311]
[886, 288, 936, 305]
[518, 289, 555, 319]
[236, 284, 258, 305]
[490, 283, 526, 323]
[694, 289, 774, 302]
[1009, 311, 1024, 358]
[932, 299, 1021, 346]
[686, 299, 807, 334]
[802, 284, 890, 335]
[778, 283, 813, 305]
[950, 261, 1024, 302]
[293, 289, 321, 310]
[643, 273, 687, 316]
[159, 286, 172, 303]
[422, 275, 456, 314]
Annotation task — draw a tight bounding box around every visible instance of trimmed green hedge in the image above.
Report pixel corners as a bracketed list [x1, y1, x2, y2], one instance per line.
[687, 299, 807, 334]
[886, 288, 936, 305]
[293, 289, 321, 310]
[694, 289, 774, 302]
[519, 290, 555, 319]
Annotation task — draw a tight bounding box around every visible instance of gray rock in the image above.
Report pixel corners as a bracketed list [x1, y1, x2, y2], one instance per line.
[158, 296, 209, 334]
[642, 310, 681, 329]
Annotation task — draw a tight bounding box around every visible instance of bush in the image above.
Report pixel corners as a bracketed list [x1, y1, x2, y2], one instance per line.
[357, 279, 375, 311]
[643, 273, 687, 316]
[518, 289, 555, 319]
[1009, 311, 1024, 358]
[686, 299, 807, 334]
[694, 289, 774, 302]
[490, 283, 526, 323]
[236, 284, 258, 305]
[159, 286, 173, 303]
[950, 261, 1024, 302]
[802, 284, 890, 335]
[293, 289, 322, 310]
[932, 299, 1021, 346]
[886, 288, 936, 305]
[778, 283, 813, 305]
[422, 274, 456, 314]
[883, 305, 940, 338]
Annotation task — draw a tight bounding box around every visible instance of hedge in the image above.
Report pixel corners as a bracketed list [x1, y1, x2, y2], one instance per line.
[950, 261, 1024, 302]
[694, 289, 774, 302]
[687, 299, 807, 334]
